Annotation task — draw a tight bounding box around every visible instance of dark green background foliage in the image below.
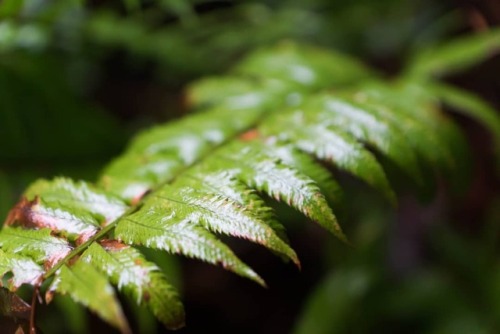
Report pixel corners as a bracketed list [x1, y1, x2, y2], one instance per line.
[1, 0, 500, 333]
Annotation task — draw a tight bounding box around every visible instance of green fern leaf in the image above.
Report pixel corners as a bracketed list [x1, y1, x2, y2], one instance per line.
[187, 76, 284, 111]
[358, 81, 473, 189]
[114, 204, 265, 285]
[265, 144, 343, 206]
[167, 172, 298, 261]
[260, 110, 396, 203]
[100, 106, 265, 201]
[235, 41, 374, 89]
[80, 242, 185, 330]
[354, 82, 456, 170]
[407, 28, 500, 77]
[429, 83, 500, 150]
[394, 81, 474, 190]
[47, 261, 130, 333]
[151, 182, 298, 265]
[305, 94, 423, 183]
[211, 141, 345, 241]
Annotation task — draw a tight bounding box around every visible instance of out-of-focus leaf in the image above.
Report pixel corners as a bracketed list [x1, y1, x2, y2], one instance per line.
[53, 295, 88, 334]
[0, 0, 25, 18]
[0, 55, 124, 162]
[235, 41, 374, 89]
[429, 83, 500, 150]
[407, 28, 500, 77]
[294, 268, 372, 334]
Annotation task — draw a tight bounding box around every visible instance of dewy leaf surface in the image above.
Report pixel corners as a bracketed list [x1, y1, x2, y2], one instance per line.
[385, 81, 473, 190]
[359, 80, 470, 170]
[187, 76, 284, 111]
[47, 261, 130, 333]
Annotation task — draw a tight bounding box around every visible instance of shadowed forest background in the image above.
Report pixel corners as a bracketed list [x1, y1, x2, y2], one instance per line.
[1, 0, 499, 333]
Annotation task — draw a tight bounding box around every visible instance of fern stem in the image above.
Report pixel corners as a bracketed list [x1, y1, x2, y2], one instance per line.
[29, 286, 39, 334]
[43, 217, 122, 279]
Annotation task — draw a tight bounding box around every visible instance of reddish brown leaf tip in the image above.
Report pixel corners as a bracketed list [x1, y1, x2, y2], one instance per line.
[75, 230, 98, 246]
[239, 129, 260, 141]
[99, 239, 129, 251]
[293, 258, 302, 271]
[4, 197, 37, 227]
[44, 290, 55, 305]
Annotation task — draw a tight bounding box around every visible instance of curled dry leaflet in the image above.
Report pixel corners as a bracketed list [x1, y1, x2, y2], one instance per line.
[1, 30, 500, 333]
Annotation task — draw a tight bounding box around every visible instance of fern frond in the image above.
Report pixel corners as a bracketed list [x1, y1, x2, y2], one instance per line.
[1, 38, 495, 332]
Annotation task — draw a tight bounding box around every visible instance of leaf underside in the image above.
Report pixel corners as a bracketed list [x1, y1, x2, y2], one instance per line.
[2, 34, 498, 332]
